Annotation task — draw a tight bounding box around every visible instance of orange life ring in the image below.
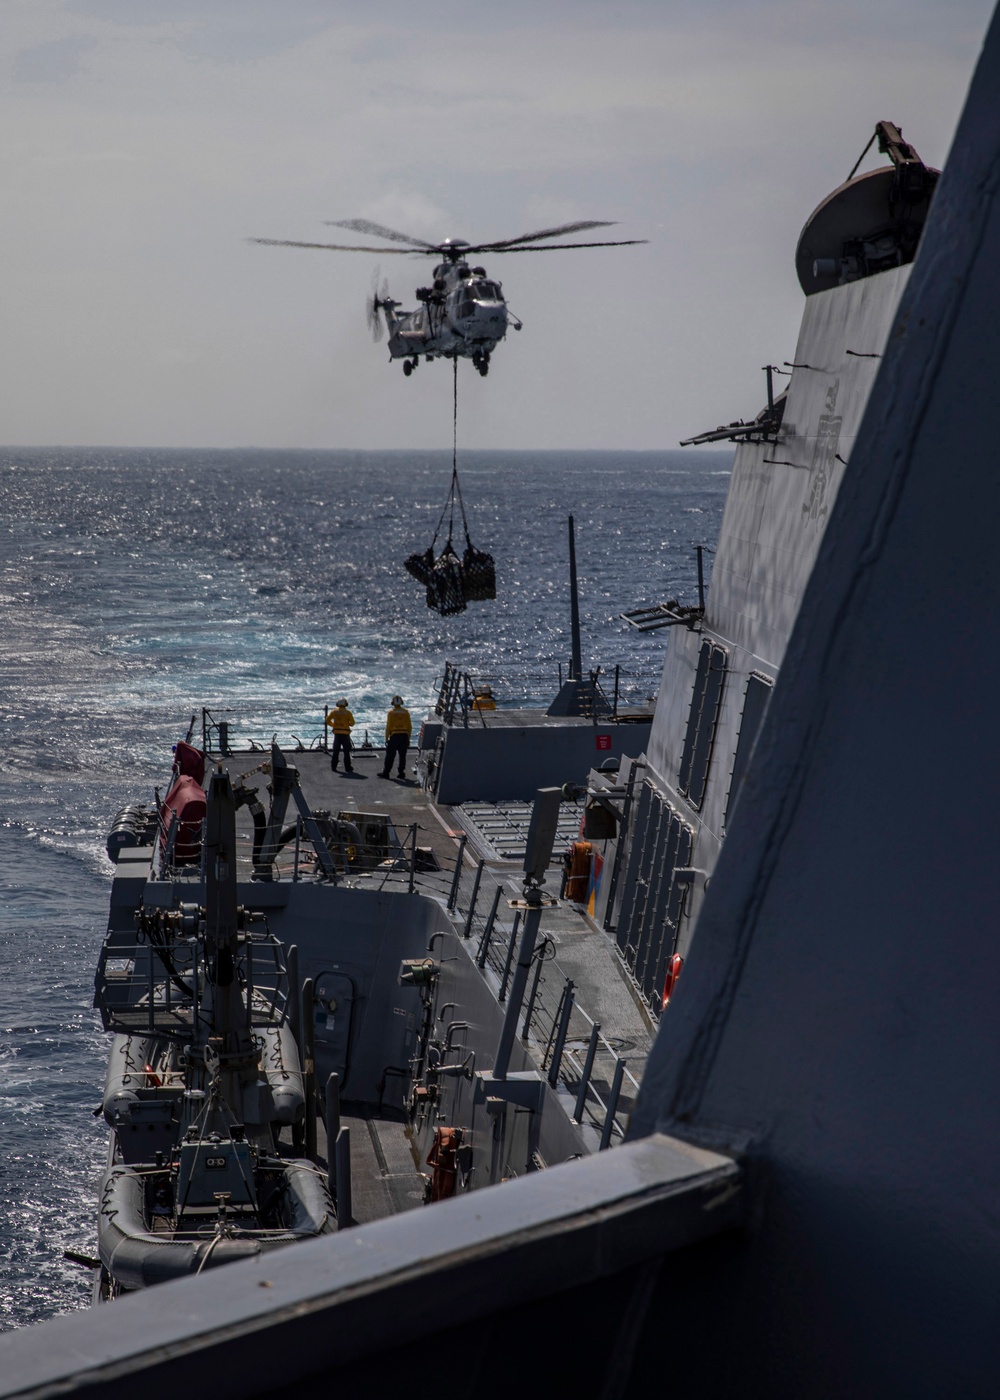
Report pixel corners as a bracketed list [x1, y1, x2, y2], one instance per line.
[661, 953, 684, 1010]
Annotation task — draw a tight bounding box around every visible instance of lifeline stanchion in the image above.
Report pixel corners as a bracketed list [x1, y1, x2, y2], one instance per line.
[334, 1127, 353, 1227]
[498, 911, 520, 1002]
[600, 1057, 627, 1151]
[476, 884, 504, 969]
[408, 823, 418, 894]
[521, 937, 552, 1040]
[462, 859, 485, 939]
[287, 945, 300, 1056]
[495, 899, 544, 1081]
[447, 835, 468, 910]
[301, 977, 316, 1159]
[547, 979, 575, 1088]
[325, 1073, 341, 1199]
[573, 1022, 602, 1123]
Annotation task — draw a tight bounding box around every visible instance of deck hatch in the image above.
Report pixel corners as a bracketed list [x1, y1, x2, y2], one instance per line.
[678, 641, 728, 808]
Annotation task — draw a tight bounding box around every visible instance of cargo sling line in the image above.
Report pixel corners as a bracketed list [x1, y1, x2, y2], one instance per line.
[403, 357, 496, 616]
[430, 360, 471, 553]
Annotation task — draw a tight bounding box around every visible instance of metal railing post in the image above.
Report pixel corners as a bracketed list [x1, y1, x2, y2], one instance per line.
[147, 932, 155, 1035]
[573, 1022, 602, 1122]
[334, 1127, 353, 1227]
[600, 1057, 627, 1150]
[325, 1073, 341, 1198]
[494, 900, 544, 1081]
[521, 936, 551, 1040]
[462, 858, 485, 939]
[476, 884, 503, 969]
[292, 817, 301, 882]
[287, 944, 300, 1052]
[245, 925, 255, 1015]
[498, 911, 520, 1001]
[163, 811, 178, 871]
[447, 835, 467, 911]
[301, 977, 316, 1159]
[547, 979, 575, 1088]
[408, 822, 418, 894]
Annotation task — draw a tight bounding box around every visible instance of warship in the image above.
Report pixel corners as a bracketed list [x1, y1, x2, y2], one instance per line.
[3, 9, 1000, 1391]
[89, 566, 661, 1301]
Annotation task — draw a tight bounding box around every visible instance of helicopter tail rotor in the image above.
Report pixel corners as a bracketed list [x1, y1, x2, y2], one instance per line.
[365, 266, 390, 342]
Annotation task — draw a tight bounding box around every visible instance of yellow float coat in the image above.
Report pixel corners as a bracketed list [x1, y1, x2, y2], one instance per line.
[385, 707, 412, 739]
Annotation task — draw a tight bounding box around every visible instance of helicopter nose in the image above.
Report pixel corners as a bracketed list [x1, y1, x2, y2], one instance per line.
[474, 304, 506, 327]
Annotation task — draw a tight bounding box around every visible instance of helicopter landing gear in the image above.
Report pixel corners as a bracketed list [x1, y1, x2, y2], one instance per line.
[403, 358, 416, 376]
[472, 350, 490, 377]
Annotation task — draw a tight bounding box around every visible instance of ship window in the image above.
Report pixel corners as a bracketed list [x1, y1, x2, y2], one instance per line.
[678, 641, 728, 809]
[723, 672, 773, 827]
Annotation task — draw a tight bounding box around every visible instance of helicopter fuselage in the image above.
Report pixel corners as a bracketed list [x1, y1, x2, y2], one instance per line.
[254, 219, 643, 377]
[382, 260, 518, 375]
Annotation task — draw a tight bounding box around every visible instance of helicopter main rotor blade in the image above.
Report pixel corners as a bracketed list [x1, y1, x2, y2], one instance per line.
[470, 219, 616, 251]
[249, 238, 415, 254]
[326, 218, 438, 250]
[477, 238, 648, 253]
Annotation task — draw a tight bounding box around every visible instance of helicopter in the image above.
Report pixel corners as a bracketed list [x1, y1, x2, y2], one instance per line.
[251, 218, 646, 376]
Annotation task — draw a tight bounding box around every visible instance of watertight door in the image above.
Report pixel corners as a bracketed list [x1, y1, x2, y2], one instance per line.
[313, 972, 355, 1085]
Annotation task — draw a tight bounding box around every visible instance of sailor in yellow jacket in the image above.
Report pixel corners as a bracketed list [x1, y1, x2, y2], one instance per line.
[326, 698, 355, 773]
[381, 696, 412, 779]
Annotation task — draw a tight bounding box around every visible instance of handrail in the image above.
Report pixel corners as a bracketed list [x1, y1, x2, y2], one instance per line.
[453, 865, 640, 1147]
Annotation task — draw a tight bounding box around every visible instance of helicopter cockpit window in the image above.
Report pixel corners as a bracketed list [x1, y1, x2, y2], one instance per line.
[474, 281, 503, 301]
[457, 298, 475, 319]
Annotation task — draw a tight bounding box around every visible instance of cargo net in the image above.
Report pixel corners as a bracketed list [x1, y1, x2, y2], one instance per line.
[403, 360, 496, 616]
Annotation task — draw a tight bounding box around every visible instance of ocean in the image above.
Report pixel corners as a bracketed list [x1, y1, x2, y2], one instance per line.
[0, 446, 730, 1328]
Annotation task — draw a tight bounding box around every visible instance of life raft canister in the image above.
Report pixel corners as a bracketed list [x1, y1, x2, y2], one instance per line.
[662, 953, 684, 1010]
[173, 740, 206, 784]
[564, 840, 593, 903]
[160, 776, 206, 864]
[159, 740, 207, 864]
[426, 1126, 462, 1201]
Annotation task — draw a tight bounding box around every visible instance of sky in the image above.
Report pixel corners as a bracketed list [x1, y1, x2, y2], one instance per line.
[0, 0, 994, 450]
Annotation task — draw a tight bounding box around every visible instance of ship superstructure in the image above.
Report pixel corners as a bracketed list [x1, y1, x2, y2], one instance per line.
[590, 127, 937, 1017]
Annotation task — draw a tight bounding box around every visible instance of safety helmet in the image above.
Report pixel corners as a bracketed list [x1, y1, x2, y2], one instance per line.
[337, 698, 348, 707]
[392, 695, 404, 707]
[479, 684, 493, 696]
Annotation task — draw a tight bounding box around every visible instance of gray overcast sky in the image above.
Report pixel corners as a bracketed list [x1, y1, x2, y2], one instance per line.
[1, 0, 993, 449]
